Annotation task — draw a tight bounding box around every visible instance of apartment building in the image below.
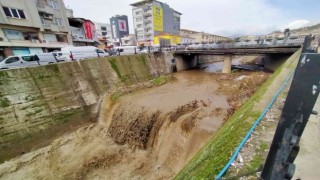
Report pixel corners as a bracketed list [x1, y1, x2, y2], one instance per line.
[0, 0, 72, 59]
[94, 22, 112, 48]
[131, 0, 181, 45]
[180, 29, 231, 43]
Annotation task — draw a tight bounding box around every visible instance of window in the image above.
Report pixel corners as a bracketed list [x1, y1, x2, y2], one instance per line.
[54, 18, 63, 26]
[136, 17, 142, 22]
[48, 0, 59, 9]
[44, 33, 57, 42]
[102, 32, 107, 36]
[135, 11, 141, 15]
[137, 24, 142, 28]
[56, 34, 68, 43]
[2, 6, 26, 19]
[101, 26, 107, 31]
[22, 55, 39, 62]
[96, 49, 104, 53]
[5, 57, 20, 64]
[3, 29, 24, 40]
[18, 10, 26, 19]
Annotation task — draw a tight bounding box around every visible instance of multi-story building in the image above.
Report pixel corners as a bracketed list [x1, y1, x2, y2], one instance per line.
[110, 15, 129, 46]
[130, 0, 182, 46]
[94, 22, 112, 48]
[180, 29, 231, 43]
[68, 17, 97, 46]
[65, 8, 97, 47]
[180, 36, 195, 44]
[0, 0, 72, 60]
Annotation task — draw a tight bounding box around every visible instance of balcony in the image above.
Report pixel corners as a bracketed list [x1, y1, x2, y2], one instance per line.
[144, 26, 153, 31]
[144, 18, 152, 24]
[143, 11, 152, 17]
[36, 0, 54, 14]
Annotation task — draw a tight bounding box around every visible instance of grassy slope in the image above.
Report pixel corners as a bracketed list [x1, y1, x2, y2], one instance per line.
[175, 50, 301, 180]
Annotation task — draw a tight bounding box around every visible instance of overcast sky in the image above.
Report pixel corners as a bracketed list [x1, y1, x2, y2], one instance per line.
[63, 0, 320, 37]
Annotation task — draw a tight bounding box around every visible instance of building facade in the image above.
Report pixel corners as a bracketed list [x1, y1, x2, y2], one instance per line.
[0, 0, 72, 59]
[121, 34, 137, 46]
[180, 36, 195, 44]
[180, 29, 231, 43]
[110, 15, 129, 46]
[68, 17, 97, 46]
[94, 22, 112, 48]
[131, 0, 181, 45]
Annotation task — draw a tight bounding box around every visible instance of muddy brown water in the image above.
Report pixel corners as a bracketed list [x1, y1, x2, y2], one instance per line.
[0, 63, 267, 180]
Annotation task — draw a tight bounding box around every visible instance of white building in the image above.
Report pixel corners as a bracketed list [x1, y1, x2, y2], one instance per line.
[180, 36, 195, 44]
[94, 22, 112, 45]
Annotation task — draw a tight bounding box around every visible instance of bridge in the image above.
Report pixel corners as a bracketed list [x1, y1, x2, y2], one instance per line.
[174, 45, 302, 73]
[174, 45, 301, 55]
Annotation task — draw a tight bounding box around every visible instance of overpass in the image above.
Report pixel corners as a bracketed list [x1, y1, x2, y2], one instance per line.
[174, 45, 302, 73]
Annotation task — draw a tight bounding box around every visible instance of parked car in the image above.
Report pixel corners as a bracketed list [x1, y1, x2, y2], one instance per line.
[60, 46, 109, 61]
[0, 53, 57, 69]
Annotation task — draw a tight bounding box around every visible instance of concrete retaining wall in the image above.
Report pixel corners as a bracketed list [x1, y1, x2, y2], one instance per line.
[0, 53, 170, 162]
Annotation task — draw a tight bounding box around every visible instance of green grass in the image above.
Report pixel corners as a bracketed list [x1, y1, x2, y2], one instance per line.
[0, 97, 10, 108]
[151, 76, 170, 86]
[174, 50, 300, 180]
[242, 141, 269, 174]
[108, 58, 121, 77]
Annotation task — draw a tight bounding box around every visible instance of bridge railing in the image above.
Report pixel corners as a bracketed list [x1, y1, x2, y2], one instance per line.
[184, 36, 306, 51]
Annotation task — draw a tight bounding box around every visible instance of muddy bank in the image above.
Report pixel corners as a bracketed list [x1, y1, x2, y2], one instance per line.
[0, 69, 269, 180]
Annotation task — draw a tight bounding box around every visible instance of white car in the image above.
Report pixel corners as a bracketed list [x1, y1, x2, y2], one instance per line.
[0, 54, 57, 69]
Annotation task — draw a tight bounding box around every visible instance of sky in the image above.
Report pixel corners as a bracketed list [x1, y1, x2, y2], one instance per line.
[63, 0, 320, 37]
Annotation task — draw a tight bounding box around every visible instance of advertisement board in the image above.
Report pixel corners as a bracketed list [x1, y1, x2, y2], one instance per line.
[153, 6, 163, 32]
[83, 20, 96, 40]
[118, 19, 127, 32]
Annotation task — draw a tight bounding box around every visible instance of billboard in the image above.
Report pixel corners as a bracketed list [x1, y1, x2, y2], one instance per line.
[153, 6, 163, 32]
[118, 19, 127, 32]
[83, 20, 96, 40]
[154, 34, 181, 45]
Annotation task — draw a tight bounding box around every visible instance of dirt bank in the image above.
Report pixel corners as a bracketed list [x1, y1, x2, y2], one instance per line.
[0, 69, 269, 180]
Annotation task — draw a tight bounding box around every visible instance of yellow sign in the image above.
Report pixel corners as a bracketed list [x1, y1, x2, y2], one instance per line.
[153, 6, 163, 32]
[154, 35, 181, 45]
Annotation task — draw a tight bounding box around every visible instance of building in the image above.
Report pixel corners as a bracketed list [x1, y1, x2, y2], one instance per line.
[94, 22, 112, 48]
[65, 8, 97, 47]
[0, 0, 72, 60]
[110, 15, 129, 46]
[180, 36, 195, 44]
[180, 29, 231, 43]
[121, 34, 137, 46]
[130, 0, 182, 46]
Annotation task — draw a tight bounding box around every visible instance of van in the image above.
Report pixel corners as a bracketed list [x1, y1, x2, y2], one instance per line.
[0, 53, 57, 69]
[113, 46, 138, 55]
[60, 46, 109, 61]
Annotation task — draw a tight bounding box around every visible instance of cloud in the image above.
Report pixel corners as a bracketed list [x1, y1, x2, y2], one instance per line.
[63, 0, 313, 37]
[283, 20, 310, 30]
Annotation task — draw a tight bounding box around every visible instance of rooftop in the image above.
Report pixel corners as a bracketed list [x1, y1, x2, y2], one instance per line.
[130, 0, 182, 15]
